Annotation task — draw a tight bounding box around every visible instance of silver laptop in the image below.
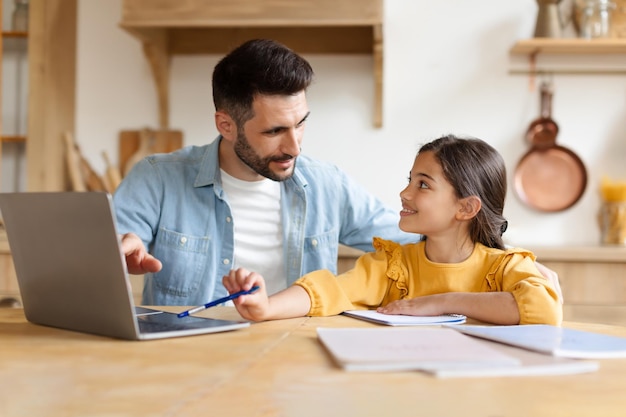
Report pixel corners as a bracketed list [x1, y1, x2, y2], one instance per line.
[0, 191, 250, 340]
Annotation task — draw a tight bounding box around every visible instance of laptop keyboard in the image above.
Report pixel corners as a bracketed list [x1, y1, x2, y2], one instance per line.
[135, 308, 239, 334]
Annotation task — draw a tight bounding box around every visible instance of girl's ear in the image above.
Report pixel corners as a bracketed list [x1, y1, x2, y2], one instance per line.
[457, 196, 482, 220]
[215, 111, 237, 141]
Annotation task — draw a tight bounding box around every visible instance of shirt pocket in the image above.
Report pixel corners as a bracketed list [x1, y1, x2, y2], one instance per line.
[301, 229, 339, 274]
[151, 227, 210, 298]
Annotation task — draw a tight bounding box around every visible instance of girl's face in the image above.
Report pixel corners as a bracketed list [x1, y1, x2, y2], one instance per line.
[398, 151, 464, 237]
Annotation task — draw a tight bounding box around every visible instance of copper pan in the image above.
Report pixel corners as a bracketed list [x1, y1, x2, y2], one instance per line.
[514, 82, 587, 212]
[514, 145, 587, 212]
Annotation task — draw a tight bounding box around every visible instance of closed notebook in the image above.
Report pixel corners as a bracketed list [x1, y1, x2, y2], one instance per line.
[451, 324, 626, 359]
[317, 327, 519, 372]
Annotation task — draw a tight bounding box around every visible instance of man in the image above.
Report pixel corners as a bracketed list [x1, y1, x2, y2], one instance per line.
[115, 39, 561, 306]
[114, 39, 415, 306]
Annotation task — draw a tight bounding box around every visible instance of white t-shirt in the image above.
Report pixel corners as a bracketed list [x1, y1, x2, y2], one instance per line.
[220, 169, 286, 295]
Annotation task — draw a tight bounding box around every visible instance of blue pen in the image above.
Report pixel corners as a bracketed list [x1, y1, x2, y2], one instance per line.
[177, 286, 260, 318]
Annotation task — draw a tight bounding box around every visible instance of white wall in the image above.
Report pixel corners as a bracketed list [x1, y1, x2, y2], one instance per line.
[71, 0, 625, 247]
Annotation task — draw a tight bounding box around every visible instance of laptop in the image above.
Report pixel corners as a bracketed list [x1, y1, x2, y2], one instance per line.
[0, 191, 250, 340]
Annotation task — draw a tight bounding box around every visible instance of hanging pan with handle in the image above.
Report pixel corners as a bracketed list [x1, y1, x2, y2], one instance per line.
[514, 82, 587, 212]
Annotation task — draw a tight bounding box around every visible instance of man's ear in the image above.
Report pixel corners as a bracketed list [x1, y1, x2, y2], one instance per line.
[457, 196, 482, 220]
[215, 111, 237, 141]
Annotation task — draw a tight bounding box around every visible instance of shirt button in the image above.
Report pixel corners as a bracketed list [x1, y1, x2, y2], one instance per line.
[180, 237, 187, 245]
[312, 239, 318, 247]
[226, 217, 232, 223]
[223, 259, 230, 265]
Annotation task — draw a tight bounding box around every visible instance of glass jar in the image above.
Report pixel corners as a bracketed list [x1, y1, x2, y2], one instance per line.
[598, 201, 626, 245]
[578, 0, 616, 38]
[12, 0, 29, 32]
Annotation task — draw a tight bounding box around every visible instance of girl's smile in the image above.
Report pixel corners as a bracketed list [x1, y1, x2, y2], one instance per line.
[400, 205, 417, 217]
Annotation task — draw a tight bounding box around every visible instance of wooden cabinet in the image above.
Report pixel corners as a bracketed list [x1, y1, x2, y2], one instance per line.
[0, 1, 20, 307]
[0, 0, 77, 306]
[0, 0, 77, 193]
[119, 0, 385, 127]
[1, 31, 27, 146]
[26, 0, 77, 192]
[531, 246, 626, 326]
[338, 245, 626, 326]
[1, 29, 28, 195]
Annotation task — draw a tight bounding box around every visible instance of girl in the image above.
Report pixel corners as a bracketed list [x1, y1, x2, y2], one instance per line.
[222, 135, 562, 325]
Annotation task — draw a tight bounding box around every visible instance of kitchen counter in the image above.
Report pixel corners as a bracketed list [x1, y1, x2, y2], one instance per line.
[530, 245, 626, 263]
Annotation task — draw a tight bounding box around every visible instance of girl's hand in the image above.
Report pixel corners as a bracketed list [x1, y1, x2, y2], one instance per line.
[378, 292, 520, 325]
[222, 268, 270, 321]
[377, 294, 446, 316]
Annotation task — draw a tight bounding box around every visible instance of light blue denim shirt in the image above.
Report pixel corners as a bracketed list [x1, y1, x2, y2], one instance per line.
[113, 137, 416, 305]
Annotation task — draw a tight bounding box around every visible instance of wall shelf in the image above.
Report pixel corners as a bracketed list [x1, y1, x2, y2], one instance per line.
[1, 135, 26, 143]
[509, 38, 626, 75]
[511, 38, 626, 55]
[1, 31, 27, 38]
[119, 0, 384, 127]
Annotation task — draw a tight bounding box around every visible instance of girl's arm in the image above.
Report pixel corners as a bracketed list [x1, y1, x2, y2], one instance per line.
[223, 268, 311, 321]
[378, 292, 520, 325]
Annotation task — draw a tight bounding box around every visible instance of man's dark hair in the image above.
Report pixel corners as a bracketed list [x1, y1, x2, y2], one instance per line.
[212, 39, 314, 127]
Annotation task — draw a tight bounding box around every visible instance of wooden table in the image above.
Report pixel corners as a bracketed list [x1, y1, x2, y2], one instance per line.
[2, 307, 626, 417]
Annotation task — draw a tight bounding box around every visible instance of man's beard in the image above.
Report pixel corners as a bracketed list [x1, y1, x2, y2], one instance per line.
[233, 131, 296, 182]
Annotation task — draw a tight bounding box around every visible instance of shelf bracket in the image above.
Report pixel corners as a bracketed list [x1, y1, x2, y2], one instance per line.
[138, 28, 170, 129]
[373, 24, 383, 128]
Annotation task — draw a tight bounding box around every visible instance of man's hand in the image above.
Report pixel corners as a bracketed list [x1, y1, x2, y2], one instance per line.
[119, 233, 162, 275]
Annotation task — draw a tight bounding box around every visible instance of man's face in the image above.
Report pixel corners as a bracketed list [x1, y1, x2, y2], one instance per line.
[234, 92, 309, 181]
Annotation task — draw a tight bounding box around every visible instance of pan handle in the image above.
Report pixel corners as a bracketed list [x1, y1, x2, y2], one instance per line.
[540, 81, 554, 119]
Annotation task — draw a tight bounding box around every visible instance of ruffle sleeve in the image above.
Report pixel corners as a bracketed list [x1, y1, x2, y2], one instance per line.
[496, 249, 562, 325]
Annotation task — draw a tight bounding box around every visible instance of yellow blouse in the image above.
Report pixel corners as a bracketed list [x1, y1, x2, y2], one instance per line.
[294, 238, 562, 325]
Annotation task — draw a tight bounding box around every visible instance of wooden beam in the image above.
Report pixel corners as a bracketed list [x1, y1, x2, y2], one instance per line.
[27, 0, 78, 191]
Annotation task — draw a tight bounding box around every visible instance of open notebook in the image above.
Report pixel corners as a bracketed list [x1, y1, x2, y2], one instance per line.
[343, 309, 466, 326]
[0, 192, 249, 340]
